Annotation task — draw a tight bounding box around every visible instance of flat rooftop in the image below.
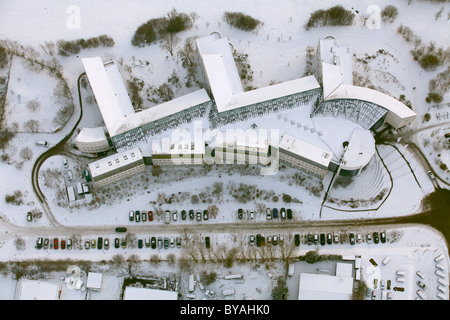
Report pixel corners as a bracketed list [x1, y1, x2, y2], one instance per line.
[88, 147, 143, 178]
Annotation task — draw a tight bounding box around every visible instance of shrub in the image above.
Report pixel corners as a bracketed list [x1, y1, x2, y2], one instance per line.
[224, 12, 261, 31]
[57, 35, 114, 56]
[131, 21, 157, 46]
[419, 54, 441, 70]
[0, 46, 8, 69]
[381, 5, 398, 23]
[305, 5, 354, 30]
[426, 92, 443, 104]
[166, 10, 192, 33]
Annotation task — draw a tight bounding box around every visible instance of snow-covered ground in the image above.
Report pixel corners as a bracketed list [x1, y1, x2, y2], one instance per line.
[0, 0, 449, 300]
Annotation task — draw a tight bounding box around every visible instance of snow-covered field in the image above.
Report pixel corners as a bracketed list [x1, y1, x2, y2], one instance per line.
[0, 0, 449, 300]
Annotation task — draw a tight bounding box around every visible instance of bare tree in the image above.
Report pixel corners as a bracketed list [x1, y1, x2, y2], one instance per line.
[160, 32, 180, 56]
[111, 253, 126, 268]
[23, 119, 40, 133]
[19, 147, 33, 161]
[207, 204, 219, 219]
[26, 98, 40, 112]
[40, 41, 56, 56]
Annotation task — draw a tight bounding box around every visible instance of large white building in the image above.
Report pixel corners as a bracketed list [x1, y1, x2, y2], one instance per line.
[88, 147, 146, 188]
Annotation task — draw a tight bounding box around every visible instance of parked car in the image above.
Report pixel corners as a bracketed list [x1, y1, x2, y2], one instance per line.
[85, 240, 90, 249]
[62, 158, 68, 168]
[145, 237, 150, 248]
[61, 240, 66, 249]
[138, 239, 143, 249]
[266, 208, 272, 220]
[115, 238, 120, 249]
[91, 239, 96, 249]
[142, 210, 147, 222]
[170, 237, 175, 248]
[427, 171, 435, 180]
[417, 280, 426, 290]
[349, 233, 355, 245]
[327, 233, 332, 245]
[272, 235, 278, 246]
[129, 210, 134, 221]
[307, 234, 313, 245]
[135, 210, 140, 222]
[356, 234, 362, 243]
[158, 237, 163, 249]
[205, 236, 210, 249]
[36, 237, 43, 249]
[176, 237, 182, 248]
[181, 210, 186, 220]
[249, 211, 254, 219]
[320, 233, 326, 245]
[280, 208, 286, 219]
[115, 227, 127, 232]
[27, 212, 32, 222]
[67, 170, 73, 181]
[287, 209, 293, 220]
[54, 238, 59, 250]
[196, 210, 202, 221]
[203, 210, 208, 220]
[44, 238, 49, 249]
[380, 231, 386, 243]
[148, 211, 153, 221]
[67, 239, 72, 250]
[333, 234, 339, 244]
[121, 238, 127, 249]
[104, 238, 109, 250]
[172, 210, 177, 221]
[238, 208, 243, 219]
[272, 208, 278, 219]
[97, 237, 102, 250]
[189, 210, 194, 220]
[151, 237, 156, 249]
[164, 237, 169, 249]
[249, 235, 255, 246]
[295, 234, 300, 246]
[373, 232, 379, 244]
[313, 234, 319, 245]
[366, 233, 372, 244]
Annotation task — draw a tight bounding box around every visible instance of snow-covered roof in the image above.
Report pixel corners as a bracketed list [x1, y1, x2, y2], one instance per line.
[123, 287, 178, 300]
[197, 35, 320, 113]
[19, 279, 60, 300]
[279, 134, 333, 168]
[82, 58, 135, 137]
[114, 89, 210, 136]
[340, 128, 375, 170]
[75, 127, 108, 143]
[88, 147, 143, 178]
[326, 84, 417, 120]
[152, 130, 205, 155]
[298, 273, 353, 300]
[86, 272, 103, 290]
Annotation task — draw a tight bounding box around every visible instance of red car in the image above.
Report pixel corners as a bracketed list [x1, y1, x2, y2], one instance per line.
[54, 238, 59, 250]
[61, 240, 66, 250]
[148, 211, 153, 221]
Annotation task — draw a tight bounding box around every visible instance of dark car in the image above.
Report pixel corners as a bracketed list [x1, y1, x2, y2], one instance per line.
[148, 211, 153, 221]
[327, 233, 332, 245]
[256, 234, 262, 247]
[115, 238, 120, 248]
[295, 234, 300, 246]
[151, 237, 156, 249]
[238, 208, 243, 219]
[164, 237, 169, 249]
[307, 234, 313, 245]
[138, 239, 143, 249]
[287, 209, 293, 220]
[320, 233, 326, 245]
[135, 210, 140, 222]
[36, 237, 43, 249]
[380, 231, 386, 243]
[205, 236, 210, 249]
[54, 238, 59, 250]
[181, 210, 187, 220]
[272, 208, 278, 219]
[97, 237, 103, 250]
[189, 210, 194, 220]
[349, 233, 355, 245]
[373, 232, 379, 244]
[115, 227, 127, 233]
[203, 210, 208, 220]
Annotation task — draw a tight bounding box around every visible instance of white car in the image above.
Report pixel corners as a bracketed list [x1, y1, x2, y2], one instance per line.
[427, 171, 435, 180]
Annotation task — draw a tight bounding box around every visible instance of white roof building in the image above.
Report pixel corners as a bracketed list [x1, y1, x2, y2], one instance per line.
[279, 134, 333, 170]
[123, 287, 178, 300]
[196, 34, 321, 114]
[317, 37, 416, 129]
[86, 272, 103, 291]
[298, 272, 353, 300]
[18, 279, 61, 300]
[340, 128, 375, 172]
